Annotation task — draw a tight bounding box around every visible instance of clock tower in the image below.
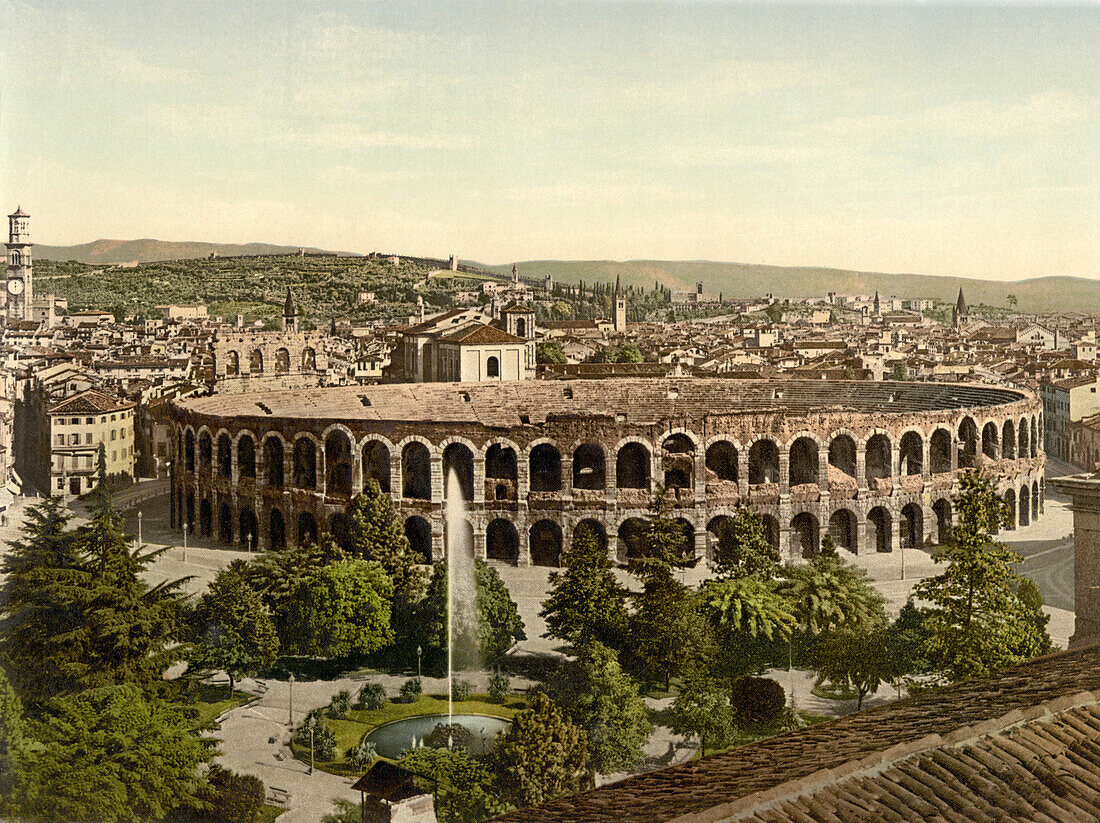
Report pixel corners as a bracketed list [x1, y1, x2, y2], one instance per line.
[6, 206, 32, 323]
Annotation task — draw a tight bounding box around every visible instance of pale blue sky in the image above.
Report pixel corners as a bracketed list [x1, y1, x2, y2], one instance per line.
[2, 1, 1097, 279]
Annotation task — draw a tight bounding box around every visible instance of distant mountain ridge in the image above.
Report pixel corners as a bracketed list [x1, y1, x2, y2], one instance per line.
[36, 238, 357, 265]
[483, 259, 1100, 314]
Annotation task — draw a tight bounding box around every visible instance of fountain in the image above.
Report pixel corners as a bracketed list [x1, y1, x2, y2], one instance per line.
[444, 466, 480, 743]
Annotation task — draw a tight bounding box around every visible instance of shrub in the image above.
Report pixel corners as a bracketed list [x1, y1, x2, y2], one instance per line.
[202, 764, 265, 823]
[345, 741, 377, 769]
[356, 682, 387, 711]
[452, 679, 472, 702]
[488, 670, 510, 703]
[729, 676, 786, 726]
[329, 689, 352, 720]
[294, 715, 337, 761]
[399, 677, 422, 703]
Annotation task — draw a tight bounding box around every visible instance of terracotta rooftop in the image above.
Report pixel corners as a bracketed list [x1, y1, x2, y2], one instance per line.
[49, 389, 135, 415]
[440, 323, 526, 346]
[495, 645, 1100, 823]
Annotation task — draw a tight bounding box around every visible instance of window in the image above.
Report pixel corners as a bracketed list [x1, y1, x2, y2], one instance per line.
[70, 434, 79, 445]
[111, 414, 117, 421]
[86, 417, 94, 424]
[57, 478, 64, 490]
[56, 434, 64, 446]
[85, 433, 92, 444]
[111, 430, 117, 441]
[112, 451, 117, 462]
[486, 356, 500, 378]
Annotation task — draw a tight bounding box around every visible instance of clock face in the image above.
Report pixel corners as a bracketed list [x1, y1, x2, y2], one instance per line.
[7, 279, 23, 295]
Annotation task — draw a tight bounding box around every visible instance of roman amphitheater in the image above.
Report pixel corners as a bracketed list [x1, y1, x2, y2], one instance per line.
[167, 379, 1045, 565]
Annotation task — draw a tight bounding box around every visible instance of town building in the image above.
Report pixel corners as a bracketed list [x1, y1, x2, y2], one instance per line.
[44, 388, 136, 499]
[1040, 375, 1100, 461]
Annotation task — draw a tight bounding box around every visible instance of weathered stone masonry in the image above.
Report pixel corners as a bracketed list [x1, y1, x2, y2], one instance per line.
[167, 379, 1045, 566]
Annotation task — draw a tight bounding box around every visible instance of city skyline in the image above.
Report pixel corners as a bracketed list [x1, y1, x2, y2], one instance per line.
[1, 1, 1097, 280]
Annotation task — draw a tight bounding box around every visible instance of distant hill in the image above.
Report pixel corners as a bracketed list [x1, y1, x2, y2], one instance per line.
[484, 260, 1100, 314]
[36, 239, 357, 265]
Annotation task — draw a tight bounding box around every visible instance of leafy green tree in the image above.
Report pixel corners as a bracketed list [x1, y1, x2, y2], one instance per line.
[549, 642, 651, 774]
[811, 626, 896, 709]
[776, 553, 887, 636]
[1007, 294, 1018, 309]
[1017, 578, 1056, 658]
[493, 691, 590, 809]
[667, 668, 734, 756]
[540, 524, 628, 649]
[294, 712, 336, 761]
[892, 363, 909, 381]
[399, 747, 509, 823]
[698, 574, 796, 680]
[488, 670, 511, 703]
[282, 559, 394, 658]
[9, 685, 209, 822]
[728, 676, 786, 727]
[343, 481, 425, 602]
[712, 505, 781, 580]
[189, 566, 278, 696]
[191, 765, 266, 823]
[97, 443, 108, 487]
[590, 343, 643, 364]
[915, 471, 1053, 681]
[536, 340, 568, 365]
[887, 599, 934, 676]
[0, 666, 25, 812]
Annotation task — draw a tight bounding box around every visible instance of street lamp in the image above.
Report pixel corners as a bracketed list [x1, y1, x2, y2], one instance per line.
[417, 645, 422, 679]
[182, 522, 188, 563]
[309, 725, 315, 776]
[137, 510, 143, 546]
[288, 673, 294, 727]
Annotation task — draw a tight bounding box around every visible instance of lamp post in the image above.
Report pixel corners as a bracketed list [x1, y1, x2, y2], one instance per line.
[417, 645, 422, 679]
[288, 673, 294, 727]
[137, 510, 143, 546]
[309, 725, 314, 776]
[182, 522, 188, 563]
[248, 532, 253, 555]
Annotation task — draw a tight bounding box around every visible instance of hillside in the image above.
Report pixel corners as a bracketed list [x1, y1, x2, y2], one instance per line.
[485, 260, 1100, 314]
[36, 239, 356, 265]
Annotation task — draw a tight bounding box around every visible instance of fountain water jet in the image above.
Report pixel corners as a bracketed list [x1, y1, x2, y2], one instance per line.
[444, 467, 479, 746]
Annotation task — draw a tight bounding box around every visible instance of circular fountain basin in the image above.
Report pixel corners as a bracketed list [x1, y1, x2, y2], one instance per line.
[363, 714, 511, 759]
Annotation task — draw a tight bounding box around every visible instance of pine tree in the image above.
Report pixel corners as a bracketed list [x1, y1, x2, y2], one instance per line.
[540, 524, 628, 649]
[343, 480, 424, 602]
[712, 505, 780, 580]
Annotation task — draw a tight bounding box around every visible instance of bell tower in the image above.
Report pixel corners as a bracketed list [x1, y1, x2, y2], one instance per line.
[613, 274, 627, 332]
[282, 287, 298, 332]
[6, 206, 32, 322]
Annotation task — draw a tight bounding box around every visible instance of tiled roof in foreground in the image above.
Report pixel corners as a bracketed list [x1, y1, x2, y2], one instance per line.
[494, 645, 1100, 823]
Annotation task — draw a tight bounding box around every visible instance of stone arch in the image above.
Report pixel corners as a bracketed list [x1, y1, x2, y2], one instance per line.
[485, 441, 518, 500]
[362, 439, 391, 493]
[486, 518, 519, 563]
[932, 497, 952, 544]
[1002, 419, 1017, 460]
[748, 438, 779, 485]
[1019, 484, 1031, 527]
[958, 416, 978, 469]
[930, 428, 952, 473]
[529, 441, 562, 492]
[828, 433, 857, 481]
[674, 518, 696, 560]
[829, 508, 858, 553]
[865, 433, 891, 480]
[263, 435, 284, 487]
[530, 519, 562, 567]
[982, 421, 999, 460]
[237, 433, 256, 479]
[199, 498, 212, 537]
[249, 349, 264, 375]
[791, 512, 819, 558]
[239, 507, 258, 550]
[301, 347, 316, 371]
[789, 436, 819, 486]
[486, 356, 500, 379]
[404, 516, 432, 563]
[185, 429, 196, 471]
[325, 429, 354, 496]
[328, 512, 351, 547]
[197, 430, 211, 470]
[1031, 416, 1039, 458]
[217, 432, 232, 479]
[900, 503, 923, 549]
[269, 508, 286, 550]
[402, 441, 432, 500]
[868, 506, 891, 552]
[706, 514, 735, 555]
[899, 430, 923, 476]
[1018, 418, 1029, 461]
[705, 439, 738, 482]
[293, 436, 317, 489]
[573, 519, 607, 554]
[274, 348, 290, 374]
[761, 514, 780, 549]
[1003, 488, 1017, 530]
[297, 511, 318, 546]
[616, 440, 652, 489]
[218, 502, 233, 544]
[661, 432, 697, 490]
[225, 350, 239, 377]
[572, 442, 606, 490]
[442, 441, 475, 500]
[618, 516, 649, 560]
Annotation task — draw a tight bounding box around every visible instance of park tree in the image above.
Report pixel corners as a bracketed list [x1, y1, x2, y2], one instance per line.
[1007, 294, 1018, 309]
[549, 642, 651, 774]
[540, 523, 628, 649]
[712, 505, 781, 580]
[915, 471, 1053, 681]
[699, 574, 796, 680]
[668, 668, 735, 756]
[343, 481, 425, 603]
[0, 667, 25, 812]
[189, 565, 279, 696]
[399, 747, 508, 823]
[811, 626, 897, 709]
[776, 552, 887, 637]
[493, 690, 590, 809]
[8, 685, 209, 822]
[536, 340, 568, 365]
[282, 559, 394, 659]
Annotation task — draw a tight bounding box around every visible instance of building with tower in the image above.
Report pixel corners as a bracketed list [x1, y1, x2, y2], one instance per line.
[953, 288, 970, 328]
[613, 276, 627, 332]
[282, 287, 298, 332]
[6, 206, 32, 323]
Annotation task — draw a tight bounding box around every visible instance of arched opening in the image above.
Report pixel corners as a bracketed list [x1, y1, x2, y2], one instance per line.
[1002, 420, 1016, 460]
[1032, 480, 1040, 521]
[301, 348, 316, 371]
[442, 443, 474, 500]
[982, 422, 999, 460]
[238, 435, 256, 479]
[574, 519, 607, 554]
[828, 509, 858, 553]
[866, 434, 891, 480]
[748, 439, 779, 485]
[486, 519, 519, 563]
[485, 443, 518, 500]
[486, 356, 500, 378]
[958, 417, 978, 469]
[930, 429, 952, 473]
[900, 503, 923, 548]
[1018, 421, 1029, 461]
[225, 351, 239, 377]
[218, 503, 233, 544]
[761, 514, 780, 549]
[325, 431, 353, 496]
[529, 443, 562, 492]
[264, 437, 284, 487]
[868, 507, 892, 552]
[705, 441, 738, 483]
[706, 515, 735, 561]
[530, 520, 562, 567]
[516, 318, 527, 337]
[616, 442, 651, 489]
[618, 517, 650, 560]
[217, 434, 232, 479]
[186, 493, 195, 531]
[269, 508, 286, 550]
[198, 432, 211, 470]
[402, 442, 431, 500]
[363, 441, 391, 493]
[674, 518, 696, 560]
[185, 430, 196, 471]
[899, 431, 923, 476]
[572, 443, 606, 490]
[293, 438, 317, 489]
[249, 349, 264, 375]
[297, 511, 318, 546]
[199, 499, 212, 537]
[328, 512, 350, 547]
[404, 516, 432, 563]
[274, 348, 290, 374]
[1003, 489, 1017, 530]
[789, 437, 819, 486]
[932, 498, 952, 544]
[1030, 418, 1038, 458]
[662, 434, 695, 491]
[791, 512, 819, 558]
[828, 435, 856, 481]
[239, 507, 258, 550]
[1019, 485, 1030, 527]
